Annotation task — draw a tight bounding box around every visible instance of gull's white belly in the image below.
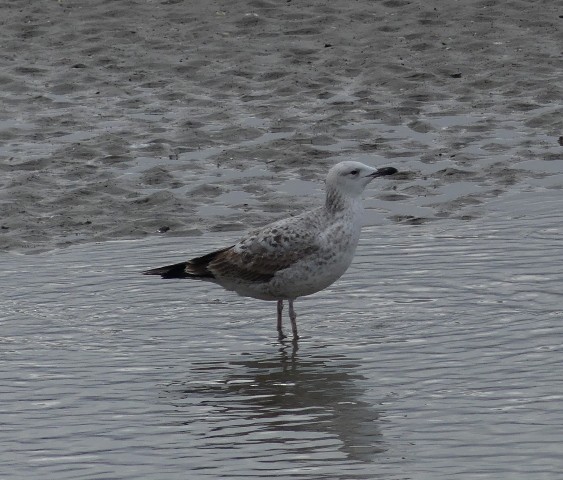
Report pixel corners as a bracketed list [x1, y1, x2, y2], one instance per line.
[270, 246, 356, 299]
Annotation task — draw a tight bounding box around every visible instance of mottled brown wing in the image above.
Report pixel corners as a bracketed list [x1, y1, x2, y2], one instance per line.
[206, 238, 319, 283]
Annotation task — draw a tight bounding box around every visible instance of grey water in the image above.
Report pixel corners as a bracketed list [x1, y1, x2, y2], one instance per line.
[1, 190, 562, 479]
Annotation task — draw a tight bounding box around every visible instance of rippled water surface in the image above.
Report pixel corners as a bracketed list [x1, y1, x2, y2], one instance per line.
[2, 191, 562, 479]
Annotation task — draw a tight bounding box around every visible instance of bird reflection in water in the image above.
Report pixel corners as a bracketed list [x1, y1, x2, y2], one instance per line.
[166, 342, 386, 463]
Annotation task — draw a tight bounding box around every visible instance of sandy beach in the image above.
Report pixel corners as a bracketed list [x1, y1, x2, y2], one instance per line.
[2, 2, 563, 477]
[1, 0, 561, 253]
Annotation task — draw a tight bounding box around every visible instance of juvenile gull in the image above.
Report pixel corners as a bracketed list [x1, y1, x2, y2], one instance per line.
[143, 161, 397, 339]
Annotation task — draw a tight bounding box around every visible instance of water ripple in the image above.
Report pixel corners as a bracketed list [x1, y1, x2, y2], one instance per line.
[1, 193, 562, 478]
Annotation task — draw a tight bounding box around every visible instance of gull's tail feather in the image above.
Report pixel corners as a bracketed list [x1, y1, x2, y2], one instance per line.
[142, 246, 234, 279]
[142, 261, 193, 279]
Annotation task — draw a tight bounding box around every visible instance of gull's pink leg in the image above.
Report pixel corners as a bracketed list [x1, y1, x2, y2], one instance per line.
[288, 299, 299, 340]
[277, 300, 286, 339]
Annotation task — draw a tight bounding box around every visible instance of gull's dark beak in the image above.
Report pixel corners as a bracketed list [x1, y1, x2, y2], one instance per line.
[368, 166, 398, 178]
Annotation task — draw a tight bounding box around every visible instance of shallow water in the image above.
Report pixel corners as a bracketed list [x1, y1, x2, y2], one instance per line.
[2, 191, 562, 479]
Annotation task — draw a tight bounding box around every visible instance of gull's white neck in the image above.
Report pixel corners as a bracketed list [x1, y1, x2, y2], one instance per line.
[325, 185, 364, 215]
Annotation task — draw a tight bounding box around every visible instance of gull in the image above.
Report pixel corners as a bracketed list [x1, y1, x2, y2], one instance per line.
[143, 161, 397, 340]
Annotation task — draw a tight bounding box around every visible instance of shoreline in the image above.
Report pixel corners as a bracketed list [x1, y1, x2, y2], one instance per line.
[1, 0, 561, 254]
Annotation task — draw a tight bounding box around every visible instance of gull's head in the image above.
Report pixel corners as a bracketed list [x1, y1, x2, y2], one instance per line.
[326, 161, 397, 197]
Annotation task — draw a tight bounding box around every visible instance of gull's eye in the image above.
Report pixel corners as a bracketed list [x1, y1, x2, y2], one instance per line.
[349, 169, 359, 176]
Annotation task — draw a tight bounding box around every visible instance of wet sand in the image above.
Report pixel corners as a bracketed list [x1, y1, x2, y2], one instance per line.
[2, 2, 563, 476]
[1, 0, 562, 253]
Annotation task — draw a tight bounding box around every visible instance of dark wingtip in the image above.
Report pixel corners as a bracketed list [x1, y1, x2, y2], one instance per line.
[143, 246, 236, 280]
[142, 268, 160, 275]
[141, 262, 191, 279]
